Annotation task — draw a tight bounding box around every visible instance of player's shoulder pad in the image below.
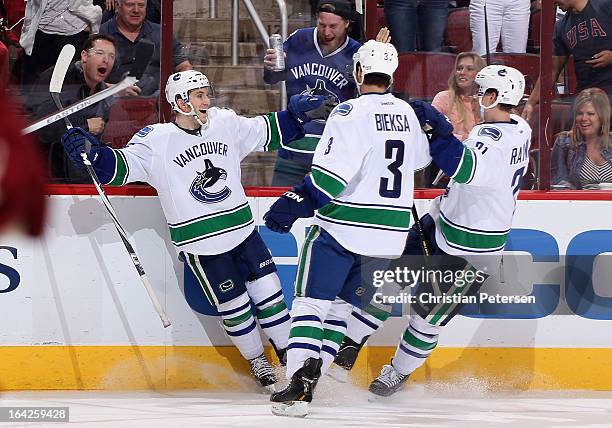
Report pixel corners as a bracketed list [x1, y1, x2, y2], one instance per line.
[476, 125, 503, 141]
[329, 101, 354, 119]
[208, 106, 236, 120]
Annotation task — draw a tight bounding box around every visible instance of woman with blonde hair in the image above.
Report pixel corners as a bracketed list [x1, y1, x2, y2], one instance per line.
[432, 52, 486, 141]
[551, 88, 612, 189]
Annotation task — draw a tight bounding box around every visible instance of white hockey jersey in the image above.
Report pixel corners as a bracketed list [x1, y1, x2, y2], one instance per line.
[106, 107, 283, 255]
[434, 114, 532, 261]
[310, 92, 432, 256]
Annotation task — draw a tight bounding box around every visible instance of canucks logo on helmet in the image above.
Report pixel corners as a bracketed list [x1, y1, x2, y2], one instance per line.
[190, 159, 231, 203]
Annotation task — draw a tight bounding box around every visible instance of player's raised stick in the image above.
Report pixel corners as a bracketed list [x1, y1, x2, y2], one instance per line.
[49, 44, 76, 128]
[47, 43, 171, 328]
[24, 40, 155, 135]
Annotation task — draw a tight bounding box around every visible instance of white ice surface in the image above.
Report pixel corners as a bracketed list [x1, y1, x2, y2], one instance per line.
[1, 376, 612, 428]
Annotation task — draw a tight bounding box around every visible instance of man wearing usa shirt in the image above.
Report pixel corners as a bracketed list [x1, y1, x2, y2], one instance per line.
[522, 0, 612, 121]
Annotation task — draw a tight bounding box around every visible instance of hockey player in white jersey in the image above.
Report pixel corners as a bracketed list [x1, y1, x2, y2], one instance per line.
[60, 70, 332, 390]
[334, 65, 533, 397]
[263, 40, 469, 417]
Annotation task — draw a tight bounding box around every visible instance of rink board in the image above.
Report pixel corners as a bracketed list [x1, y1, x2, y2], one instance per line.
[0, 189, 611, 390]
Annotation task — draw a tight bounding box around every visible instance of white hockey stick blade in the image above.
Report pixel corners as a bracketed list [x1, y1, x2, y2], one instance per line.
[355, 0, 363, 14]
[271, 401, 308, 418]
[23, 76, 137, 135]
[50, 44, 75, 94]
[23, 39, 155, 135]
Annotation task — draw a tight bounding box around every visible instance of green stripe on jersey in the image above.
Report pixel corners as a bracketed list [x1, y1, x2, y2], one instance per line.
[169, 204, 253, 246]
[317, 202, 411, 229]
[452, 147, 476, 184]
[439, 215, 508, 251]
[283, 136, 320, 153]
[108, 149, 129, 186]
[311, 167, 346, 198]
[264, 112, 281, 151]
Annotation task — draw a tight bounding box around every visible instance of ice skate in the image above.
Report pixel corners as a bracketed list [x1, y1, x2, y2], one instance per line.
[270, 357, 322, 417]
[249, 354, 277, 391]
[368, 363, 409, 397]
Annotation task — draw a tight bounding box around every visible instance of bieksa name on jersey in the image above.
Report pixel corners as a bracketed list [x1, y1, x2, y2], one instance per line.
[173, 141, 229, 168]
[375, 114, 411, 132]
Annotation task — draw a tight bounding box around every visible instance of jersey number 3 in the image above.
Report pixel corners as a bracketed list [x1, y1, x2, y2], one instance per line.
[379, 139, 405, 199]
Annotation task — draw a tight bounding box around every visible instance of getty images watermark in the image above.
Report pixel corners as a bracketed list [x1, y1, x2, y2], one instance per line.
[371, 266, 536, 305]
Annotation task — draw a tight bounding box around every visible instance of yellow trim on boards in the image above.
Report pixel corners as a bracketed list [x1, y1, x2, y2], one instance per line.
[0, 346, 611, 391]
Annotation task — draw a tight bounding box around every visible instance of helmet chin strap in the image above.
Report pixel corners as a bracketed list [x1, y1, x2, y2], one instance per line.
[478, 93, 500, 111]
[353, 67, 364, 95]
[178, 101, 207, 127]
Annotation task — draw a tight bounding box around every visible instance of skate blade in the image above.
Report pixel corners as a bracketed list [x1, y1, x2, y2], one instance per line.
[326, 364, 349, 383]
[271, 401, 308, 418]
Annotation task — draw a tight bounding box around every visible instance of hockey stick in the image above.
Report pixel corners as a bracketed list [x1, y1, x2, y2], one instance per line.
[23, 40, 155, 135]
[410, 204, 442, 298]
[79, 148, 171, 328]
[49, 44, 76, 129]
[47, 46, 170, 328]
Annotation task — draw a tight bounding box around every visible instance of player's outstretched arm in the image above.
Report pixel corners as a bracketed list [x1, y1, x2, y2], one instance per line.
[264, 175, 334, 234]
[410, 100, 468, 179]
[265, 94, 335, 152]
[61, 128, 117, 184]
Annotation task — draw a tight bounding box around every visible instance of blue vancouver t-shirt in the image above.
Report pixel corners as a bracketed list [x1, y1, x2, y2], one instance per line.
[265, 27, 361, 163]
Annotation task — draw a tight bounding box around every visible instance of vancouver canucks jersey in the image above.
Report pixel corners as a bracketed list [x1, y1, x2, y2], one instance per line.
[267, 28, 361, 162]
[309, 93, 432, 256]
[434, 115, 532, 260]
[104, 108, 286, 255]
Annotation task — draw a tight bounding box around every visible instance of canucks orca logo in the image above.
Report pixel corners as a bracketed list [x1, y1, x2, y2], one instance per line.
[478, 126, 502, 141]
[190, 159, 231, 203]
[302, 79, 339, 120]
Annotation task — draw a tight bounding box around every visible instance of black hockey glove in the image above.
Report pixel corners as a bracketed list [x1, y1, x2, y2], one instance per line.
[288, 94, 335, 124]
[410, 100, 454, 139]
[61, 127, 103, 168]
[264, 188, 315, 233]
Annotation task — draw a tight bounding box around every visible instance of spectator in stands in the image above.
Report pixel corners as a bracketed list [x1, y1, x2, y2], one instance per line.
[19, 0, 102, 86]
[100, 0, 191, 97]
[384, 0, 448, 53]
[522, 0, 612, 122]
[420, 52, 486, 187]
[26, 34, 116, 183]
[308, 0, 365, 42]
[263, 0, 362, 186]
[432, 52, 486, 141]
[552, 87, 612, 189]
[100, 0, 160, 24]
[469, 0, 530, 56]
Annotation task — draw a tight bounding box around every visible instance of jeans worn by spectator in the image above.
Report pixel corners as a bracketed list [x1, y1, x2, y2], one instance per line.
[384, 0, 448, 53]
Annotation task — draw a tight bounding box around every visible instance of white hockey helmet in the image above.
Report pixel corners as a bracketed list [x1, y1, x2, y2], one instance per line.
[352, 40, 399, 89]
[165, 70, 212, 117]
[475, 65, 525, 109]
